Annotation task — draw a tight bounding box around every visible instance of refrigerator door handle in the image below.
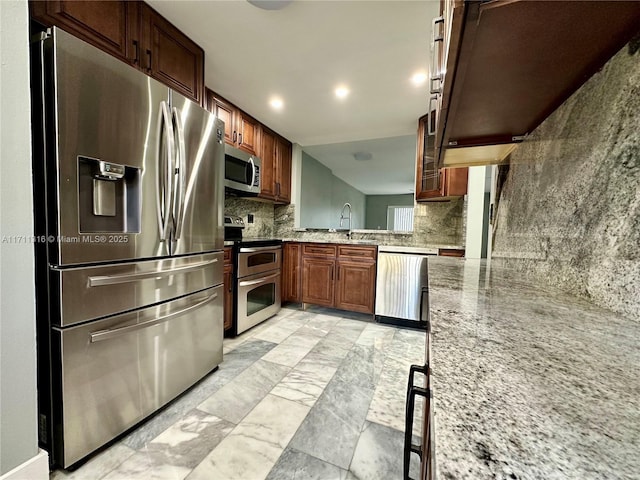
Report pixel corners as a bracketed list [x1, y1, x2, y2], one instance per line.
[87, 258, 219, 287]
[89, 291, 219, 343]
[156, 101, 175, 241]
[172, 107, 187, 241]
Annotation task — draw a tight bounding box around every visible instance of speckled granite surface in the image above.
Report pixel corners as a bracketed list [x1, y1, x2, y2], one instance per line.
[275, 201, 466, 248]
[492, 42, 640, 321]
[427, 257, 640, 480]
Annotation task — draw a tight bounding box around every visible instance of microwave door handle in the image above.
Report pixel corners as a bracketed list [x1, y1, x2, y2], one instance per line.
[249, 157, 256, 188]
[156, 101, 174, 241]
[172, 107, 187, 241]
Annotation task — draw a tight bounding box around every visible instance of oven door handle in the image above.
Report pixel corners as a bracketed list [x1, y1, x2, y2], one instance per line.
[238, 272, 279, 287]
[239, 246, 281, 253]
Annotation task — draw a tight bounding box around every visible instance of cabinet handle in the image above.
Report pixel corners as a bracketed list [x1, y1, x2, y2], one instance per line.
[331, 266, 334, 280]
[146, 49, 152, 72]
[432, 16, 444, 43]
[238, 133, 243, 145]
[132, 40, 139, 65]
[337, 265, 340, 280]
[276, 182, 281, 197]
[233, 131, 237, 143]
[404, 364, 430, 480]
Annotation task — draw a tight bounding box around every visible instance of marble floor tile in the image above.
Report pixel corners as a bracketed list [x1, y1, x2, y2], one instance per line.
[311, 332, 356, 360]
[289, 375, 374, 469]
[349, 421, 420, 480]
[266, 447, 348, 480]
[188, 395, 310, 480]
[271, 353, 340, 407]
[253, 321, 303, 344]
[50, 443, 136, 480]
[261, 333, 322, 367]
[197, 359, 290, 424]
[332, 344, 379, 390]
[101, 451, 191, 480]
[122, 339, 277, 449]
[144, 409, 234, 469]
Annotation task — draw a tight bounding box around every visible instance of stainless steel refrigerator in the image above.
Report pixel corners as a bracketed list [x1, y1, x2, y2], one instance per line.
[30, 28, 225, 468]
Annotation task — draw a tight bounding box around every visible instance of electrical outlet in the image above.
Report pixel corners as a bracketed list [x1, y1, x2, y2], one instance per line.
[247, 213, 254, 223]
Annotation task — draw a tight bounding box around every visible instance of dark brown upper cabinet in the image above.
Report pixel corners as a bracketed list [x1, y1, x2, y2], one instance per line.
[206, 90, 260, 156]
[415, 113, 467, 202]
[30, 1, 205, 105]
[259, 127, 292, 204]
[430, 0, 640, 168]
[139, 3, 204, 105]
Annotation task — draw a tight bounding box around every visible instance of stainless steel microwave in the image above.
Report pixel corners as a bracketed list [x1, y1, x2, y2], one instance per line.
[224, 144, 261, 196]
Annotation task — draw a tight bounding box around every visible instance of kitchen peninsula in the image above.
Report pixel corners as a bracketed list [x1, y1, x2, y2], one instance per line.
[425, 257, 639, 479]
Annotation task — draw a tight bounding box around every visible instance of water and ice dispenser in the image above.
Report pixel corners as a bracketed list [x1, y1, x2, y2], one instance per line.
[78, 156, 141, 233]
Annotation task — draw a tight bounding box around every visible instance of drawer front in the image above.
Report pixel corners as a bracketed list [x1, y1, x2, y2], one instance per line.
[57, 285, 223, 467]
[224, 247, 232, 263]
[337, 245, 377, 261]
[54, 251, 223, 327]
[302, 243, 337, 258]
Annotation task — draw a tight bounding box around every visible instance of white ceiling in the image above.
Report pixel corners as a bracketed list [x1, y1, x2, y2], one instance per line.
[147, 0, 438, 194]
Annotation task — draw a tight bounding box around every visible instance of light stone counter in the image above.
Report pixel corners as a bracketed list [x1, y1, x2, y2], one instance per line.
[427, 257, 639, 479]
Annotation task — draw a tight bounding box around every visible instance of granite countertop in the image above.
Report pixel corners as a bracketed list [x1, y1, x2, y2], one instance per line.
[279, 238, 465, 250]
[427, 257, 639, 479]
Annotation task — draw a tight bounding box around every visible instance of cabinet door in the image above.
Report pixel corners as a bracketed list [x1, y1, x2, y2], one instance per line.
[302, 258, 335, 307]
[441, 167, 468, 197]
[259, 127, 277, 200]
[208, 93, 236, 146]
[141, 4, 204, 105]
[223, 263, 234, 332]
[237, 111, 260, 156]
[415, 113, 443, 201]
[31, 0, 136, 64]
[335, 261, 376, 314]
[276, 137, 292, 204]
[282, 243, 301, 303]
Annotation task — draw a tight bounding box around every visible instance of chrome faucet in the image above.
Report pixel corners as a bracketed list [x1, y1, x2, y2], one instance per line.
[339, 202, 352, 239]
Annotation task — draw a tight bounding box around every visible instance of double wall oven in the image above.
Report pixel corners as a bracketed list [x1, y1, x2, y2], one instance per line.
[225, 216, 282, 335]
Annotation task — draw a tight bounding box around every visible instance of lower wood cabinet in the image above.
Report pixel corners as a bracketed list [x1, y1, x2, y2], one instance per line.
[302, 257, 335, 307]
[335, 261, 376, 314]
[223, 247, 233, 333]
[282, 243, 302, 303]
[298, 243, 377, 314]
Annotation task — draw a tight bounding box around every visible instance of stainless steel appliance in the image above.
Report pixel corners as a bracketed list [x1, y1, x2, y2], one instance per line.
[224, 144, 261, 196]
[374, 246, 437, 329]
[224, 216, 282, 335]
[30, 28, 225, 468]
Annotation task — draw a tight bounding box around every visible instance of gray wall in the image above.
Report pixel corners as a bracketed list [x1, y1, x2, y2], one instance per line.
[365, 194, 414, 230]
[0, 0, 41, 474]
[492, 41, 640, 321]
[300, 152, 366, 229]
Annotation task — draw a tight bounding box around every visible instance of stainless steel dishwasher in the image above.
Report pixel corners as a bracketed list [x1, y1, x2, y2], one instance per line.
[374, 246, 437, 329]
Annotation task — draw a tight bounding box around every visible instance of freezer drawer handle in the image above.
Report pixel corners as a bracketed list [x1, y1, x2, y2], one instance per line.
[404, 363, 430, 480]
[238, 271, 279, 287]
[88, 258, 218, 287]
[89, 291, 219, 343]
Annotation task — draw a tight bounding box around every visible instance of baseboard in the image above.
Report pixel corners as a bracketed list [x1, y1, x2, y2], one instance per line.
[0, 450, 49, 480]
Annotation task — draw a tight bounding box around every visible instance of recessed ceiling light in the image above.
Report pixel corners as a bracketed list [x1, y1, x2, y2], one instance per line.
[335, 86, 350, 99]
[411, 72, 428, 86]
[269, 97, 284, 110]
